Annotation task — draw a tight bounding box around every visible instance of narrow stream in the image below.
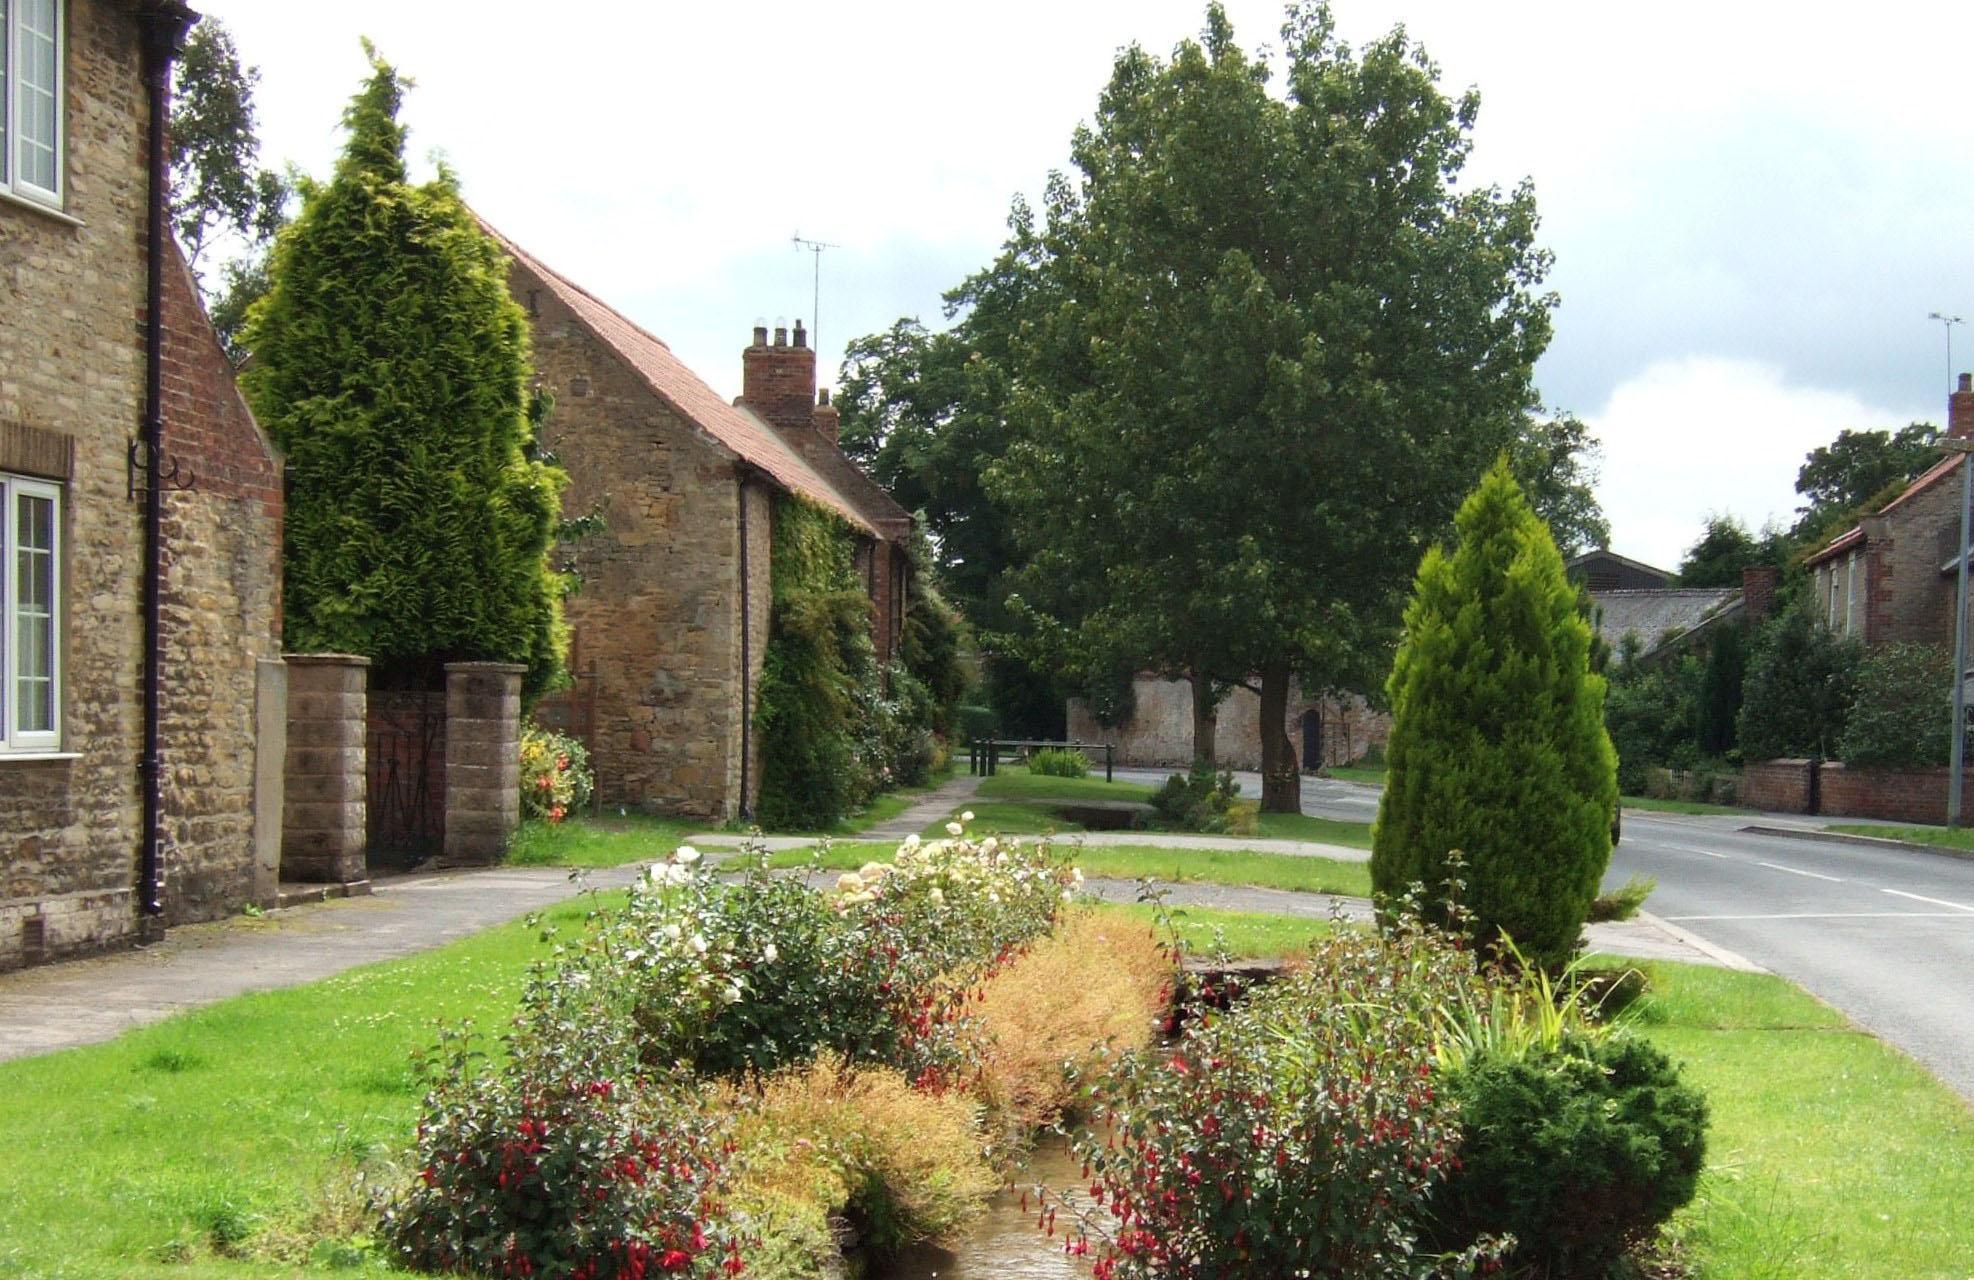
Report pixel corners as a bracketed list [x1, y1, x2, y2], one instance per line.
[880, 1132, 1100, 1279]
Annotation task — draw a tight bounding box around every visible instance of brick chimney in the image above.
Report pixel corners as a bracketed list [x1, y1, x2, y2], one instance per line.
[739, 319, 817, 435]
[1742, 564, 1779, 625]
[812, 388, 841, 446]
[1951, 372, 1974, 442]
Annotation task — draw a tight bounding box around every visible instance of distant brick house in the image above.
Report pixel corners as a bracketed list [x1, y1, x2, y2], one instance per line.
[1565, 549, 1674, 592]
[1805, 374, 1974, 645]
[485, 224, 912, 819]
[1, 0, 285, 968]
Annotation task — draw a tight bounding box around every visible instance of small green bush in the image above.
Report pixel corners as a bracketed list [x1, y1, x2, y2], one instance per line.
[1027, 747, 1089, 778]
[1737, 601, 1861, 760]
[1587, 874, 1655, 923]
[955, 704, 1000, 743]
[1149, 766, 1250, 834]
[1426, 1034, 1708, 1278]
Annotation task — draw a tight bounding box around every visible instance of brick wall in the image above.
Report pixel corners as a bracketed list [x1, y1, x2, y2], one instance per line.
[513, 260, 749, 819]
[1067, 675, 1391, 771]
[1738, 759, 1816, 813]
[1819, 763, 1974, 825]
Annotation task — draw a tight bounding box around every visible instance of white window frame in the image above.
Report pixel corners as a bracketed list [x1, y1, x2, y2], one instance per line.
[2, 0, 67, 209]
[2, 473, 62, 753]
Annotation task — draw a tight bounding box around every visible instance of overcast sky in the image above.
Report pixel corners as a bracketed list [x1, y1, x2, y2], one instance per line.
[194, 0, 1974, 569]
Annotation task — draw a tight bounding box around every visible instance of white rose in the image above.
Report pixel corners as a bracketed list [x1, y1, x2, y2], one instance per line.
[961, 811, 975, 822]
[674, 846, 702, 865]
[837, 872, 866, 895]
[946, 822, 964, 837]
[690, 934, 709, 955]
[662, 923, 683, 941]
[859, 861, 888, 881]
[724, 982, 745, 1004]
[928, 887, 945, 906]
[903, 833, 922, 849]
[762, 942, 779, 964]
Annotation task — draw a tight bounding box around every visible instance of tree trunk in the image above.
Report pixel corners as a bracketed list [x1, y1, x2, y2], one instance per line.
[1190, 668, 1218, 771]
[1259, 661, 1301, 813]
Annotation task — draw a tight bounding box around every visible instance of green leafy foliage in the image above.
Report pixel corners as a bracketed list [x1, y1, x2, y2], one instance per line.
[239, 52, 567, 696]
[1604, 652, 1703, 793]
[1794, 423, 1942, 542]
[1073, 910, 1503, 1278]
[1838, 643, 1954, 768]
[1373, 462, 1617, 970]
[169, 19, 289, 268]
[1696, 622, 1748, 756]
[520, 725, 593, 823]
[1026, 748, 1089, 779]
[1427, 1035, 1708, 1278]
[1149, 766, 1251, 834]
[755, 499, 881, 828]
[1736, 602, 1862, 760]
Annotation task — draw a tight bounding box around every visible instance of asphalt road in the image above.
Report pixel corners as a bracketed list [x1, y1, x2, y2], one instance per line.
[1115, 766, 1974, 1100]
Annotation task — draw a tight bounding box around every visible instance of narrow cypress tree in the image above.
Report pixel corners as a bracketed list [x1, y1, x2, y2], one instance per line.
[1371, 459, 1618, 968]
[240, 50, 566, 695]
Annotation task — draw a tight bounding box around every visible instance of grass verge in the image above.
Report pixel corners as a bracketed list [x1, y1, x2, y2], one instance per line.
[505, 814, 695, 867]
[751, 841, 1372, 898]
[1621, 795, 1754, 816]
[1827, 823, 1974, 852]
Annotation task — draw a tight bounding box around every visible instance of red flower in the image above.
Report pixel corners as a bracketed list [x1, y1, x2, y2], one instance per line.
[659, 1249, 693, 1271]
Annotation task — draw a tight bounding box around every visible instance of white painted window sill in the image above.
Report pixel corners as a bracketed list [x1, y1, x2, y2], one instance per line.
[0, 751, 80, 763]
[0, 188, 84, 228]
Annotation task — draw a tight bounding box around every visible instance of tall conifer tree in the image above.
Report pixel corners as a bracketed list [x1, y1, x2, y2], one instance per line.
[241, 51, 566, 695]
[1372, 460, 1617, 968]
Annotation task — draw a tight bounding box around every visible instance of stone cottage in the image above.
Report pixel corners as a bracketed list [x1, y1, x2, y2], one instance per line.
[1068, 675, 1390, 773]
[485, 223, 912, 820]
[1805, 374, 1974, 645]
[1, 0, 286, 968]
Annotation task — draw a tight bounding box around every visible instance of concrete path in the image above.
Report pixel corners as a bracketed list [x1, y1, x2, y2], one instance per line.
[0, 865, 643, 1064]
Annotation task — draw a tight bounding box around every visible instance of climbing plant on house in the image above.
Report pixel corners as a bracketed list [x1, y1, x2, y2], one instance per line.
[239, 49, 567, 697]
[1372, 461, 1617, 970]
[756, 499, 882, 829]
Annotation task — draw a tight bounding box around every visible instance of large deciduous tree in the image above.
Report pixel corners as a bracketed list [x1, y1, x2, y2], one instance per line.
[1793, 422, 1941, 545]
[985, 3, 1554, 810]
[1371, 461, 1616, 970]
[240, 52, 567, 696]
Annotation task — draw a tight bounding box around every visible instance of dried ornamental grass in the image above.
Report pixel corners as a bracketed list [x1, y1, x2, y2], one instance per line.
[970, 909, 1173, 1135]
[724, 1055, 998, 1255]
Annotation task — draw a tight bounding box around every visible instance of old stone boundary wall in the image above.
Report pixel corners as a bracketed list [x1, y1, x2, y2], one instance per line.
[1741, 758, 1974, 825]
[1067, 675, 1390, 771]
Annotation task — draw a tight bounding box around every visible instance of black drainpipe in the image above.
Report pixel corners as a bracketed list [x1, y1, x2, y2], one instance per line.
[136, 3, 195, 941]
[737, 469, 754, 820]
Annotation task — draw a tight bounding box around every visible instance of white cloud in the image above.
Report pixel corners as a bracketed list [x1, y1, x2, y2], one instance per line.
[1589, 357, 1935, 569]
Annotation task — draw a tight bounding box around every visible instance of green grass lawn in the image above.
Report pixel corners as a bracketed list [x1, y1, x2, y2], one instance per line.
[1094, 902, 1338, 958]
[973, 770, 1157, 804]
[1827, 823, 1974, 852]
[1621, 795, 1754, 816]
[952, 769, 1377, 849]
[1324, 764, 1387, 785]
[0, 895, 605, 1277]
[1249, 808, 1375, 848]
[505, 813, 696, 867]
[753, 840, 1373, 898]
[2, 897, 1968, 1277]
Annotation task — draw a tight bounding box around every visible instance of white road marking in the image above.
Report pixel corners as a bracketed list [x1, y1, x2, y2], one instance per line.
[1641, 842, 1731, 859]
[1758, 861, 1844, 882]
[1665, 911, 1974, 921]
[1880, 888, 1974, 914]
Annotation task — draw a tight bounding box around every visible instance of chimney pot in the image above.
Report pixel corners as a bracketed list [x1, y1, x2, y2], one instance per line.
[817, 388, 831, 407]
[752, 324, 768, 347]
[774, 326, 788, 347]
[793, 319, 808, 349]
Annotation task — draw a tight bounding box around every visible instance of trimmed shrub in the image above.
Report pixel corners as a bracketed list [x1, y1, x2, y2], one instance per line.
[1027, 747, 1089, 778]
[240, 52, 567, 697]
[1737, 601, 1861, 760]
[519, 725, 592, 823]
[1373, 461, 1617, 969]
[955, 703, 999, 742]
[1838, 642, 1953, 767]
[1426, 1034, 1708, 1277]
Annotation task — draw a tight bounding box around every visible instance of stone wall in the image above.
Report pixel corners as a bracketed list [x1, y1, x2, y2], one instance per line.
[1, 1, 278, 966]
[443, 663, 523, 864]
[514, 262, 746, 819]
[1067, 676, 1390, 771]
[283, 656, 369, 884]
[1738, 759, 1815, 814]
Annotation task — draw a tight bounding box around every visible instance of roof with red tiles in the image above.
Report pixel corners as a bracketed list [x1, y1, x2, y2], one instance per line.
[479, 218, 879, 537]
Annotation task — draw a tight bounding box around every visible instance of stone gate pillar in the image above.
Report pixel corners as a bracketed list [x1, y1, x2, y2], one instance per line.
[443, 662, 525, 865]
[281, 653, 370, 884]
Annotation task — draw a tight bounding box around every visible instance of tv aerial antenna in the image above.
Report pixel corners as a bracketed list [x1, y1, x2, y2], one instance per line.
[792, 232, 840, 353]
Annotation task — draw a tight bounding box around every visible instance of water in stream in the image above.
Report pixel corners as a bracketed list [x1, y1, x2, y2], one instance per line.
[880, 1133, 1099, 1280]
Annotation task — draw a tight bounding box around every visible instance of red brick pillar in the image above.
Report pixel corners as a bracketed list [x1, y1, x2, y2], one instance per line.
[443, 662, 525, 865]
[281, 654, 370, 884]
